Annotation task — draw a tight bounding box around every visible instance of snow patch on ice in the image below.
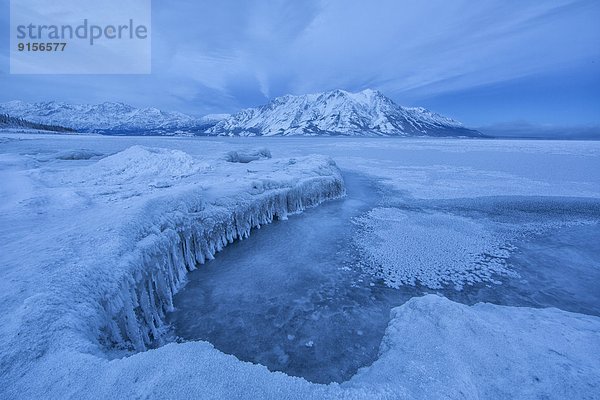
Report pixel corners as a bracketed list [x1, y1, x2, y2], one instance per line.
[224, 148, 272, 163]
[353, 207, 593, 290]
[354, 208, 516, 289]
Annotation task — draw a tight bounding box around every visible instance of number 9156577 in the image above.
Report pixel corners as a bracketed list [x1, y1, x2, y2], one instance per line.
[17, 42, 67, 51]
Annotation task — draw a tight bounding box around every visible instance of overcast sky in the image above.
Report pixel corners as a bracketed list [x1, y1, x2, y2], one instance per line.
[1, 0, 599, 127]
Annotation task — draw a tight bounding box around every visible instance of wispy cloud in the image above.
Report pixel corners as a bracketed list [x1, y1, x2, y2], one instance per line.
[0, 0, 598, 123]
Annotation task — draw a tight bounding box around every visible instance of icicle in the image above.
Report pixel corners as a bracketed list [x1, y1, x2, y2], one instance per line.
[100, 171, 345, 351]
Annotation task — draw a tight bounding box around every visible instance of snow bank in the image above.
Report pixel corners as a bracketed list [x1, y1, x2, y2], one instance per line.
[348, 295, 600, 399]
[69, 145, 209, 185]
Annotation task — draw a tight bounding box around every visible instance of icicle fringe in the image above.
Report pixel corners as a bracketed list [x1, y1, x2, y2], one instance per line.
[99, 176, 345, 352]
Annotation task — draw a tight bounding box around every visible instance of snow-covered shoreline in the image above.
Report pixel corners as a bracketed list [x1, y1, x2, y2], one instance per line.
[97, 155, 346, 353]
[0, 143, 345, 390]
[1, 134, 599, 399]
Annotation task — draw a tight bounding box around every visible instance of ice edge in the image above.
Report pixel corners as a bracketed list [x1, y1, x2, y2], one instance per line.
[99, 174, 346, 352]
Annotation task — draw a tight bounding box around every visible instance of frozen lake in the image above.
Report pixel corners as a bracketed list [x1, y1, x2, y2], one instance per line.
[168, 172, 404, 383]
[2, 134, 599, 398]
[169, 168, 600, 383]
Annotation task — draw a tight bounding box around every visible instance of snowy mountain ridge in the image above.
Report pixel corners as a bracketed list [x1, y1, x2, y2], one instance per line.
[0, 100, 205, 134]
[207, 89, 483, 137]
[0, 90, 482, 137]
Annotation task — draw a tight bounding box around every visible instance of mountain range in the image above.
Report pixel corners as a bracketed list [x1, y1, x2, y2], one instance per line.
[0, 100, 211, 135]
[0, 89, 483, 137]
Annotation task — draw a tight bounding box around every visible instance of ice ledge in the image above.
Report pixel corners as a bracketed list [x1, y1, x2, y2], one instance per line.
[99, 169, 345, 352]
[0, 149, 345, 371]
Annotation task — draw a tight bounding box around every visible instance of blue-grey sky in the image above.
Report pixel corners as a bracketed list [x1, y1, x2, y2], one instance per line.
[1, 0, 599, 127]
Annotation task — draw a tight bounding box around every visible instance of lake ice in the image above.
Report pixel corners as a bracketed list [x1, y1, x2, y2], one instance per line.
[169, 173, 600, 383]
[1, 134, 599, 399]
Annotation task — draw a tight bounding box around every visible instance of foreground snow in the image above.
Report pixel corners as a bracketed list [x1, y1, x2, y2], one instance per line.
[1, 134, 599, 399]
[4, 295, 599, 399]
[348, 295, 600, 399]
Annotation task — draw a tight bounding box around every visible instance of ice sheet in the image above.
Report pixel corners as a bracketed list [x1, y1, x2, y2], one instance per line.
[168, 173, 390, 384]
[1, 134, 599, 399]
[353, 198, 599, 291]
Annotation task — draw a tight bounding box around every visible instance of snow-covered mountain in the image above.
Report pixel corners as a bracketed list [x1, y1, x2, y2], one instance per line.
[200, 113, 231, 124]
[206, 89, 483, 137]
[1, 90, 483, 137]
[0, 101, 207, 134]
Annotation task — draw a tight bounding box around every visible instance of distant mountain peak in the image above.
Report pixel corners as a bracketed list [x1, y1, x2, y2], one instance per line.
[207, 89, 482, 137]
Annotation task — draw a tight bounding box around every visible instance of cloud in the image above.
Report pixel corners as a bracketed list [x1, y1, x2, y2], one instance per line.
[0, 0, 598, 123]
[281, 0, 600, 97]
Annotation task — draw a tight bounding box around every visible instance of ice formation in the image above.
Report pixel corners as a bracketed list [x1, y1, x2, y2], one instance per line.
[102, 172, 344, 351]
[224, 147, 272, 163]
[353, 206, 596, 290]
[1, 135, 599, 399]
[0, 144, 345, 360]
[96, 149, 344, 351]
[352, 208, 515, 289]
